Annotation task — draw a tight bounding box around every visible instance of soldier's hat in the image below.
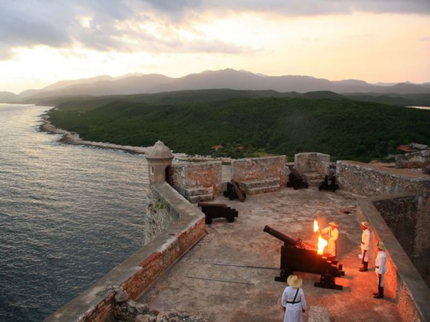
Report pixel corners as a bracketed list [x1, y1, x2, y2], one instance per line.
[329, 221, 338, 227]
[361, 221, 369, 228]
[287, 274, 303, 288]
[377, 241, 385, 250]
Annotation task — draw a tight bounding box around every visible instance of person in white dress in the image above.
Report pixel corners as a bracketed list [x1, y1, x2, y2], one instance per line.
[281, 275, 307, 322]
[320, 221, 339, 258]
[359, 221, 371, 272]
[374, 241, 387, 299]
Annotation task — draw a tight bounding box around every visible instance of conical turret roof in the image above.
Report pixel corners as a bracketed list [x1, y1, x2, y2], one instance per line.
[146, 140, 173, 159]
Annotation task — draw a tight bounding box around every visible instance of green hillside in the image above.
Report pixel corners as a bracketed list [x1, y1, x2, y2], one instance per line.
[47, 90, 430, 162]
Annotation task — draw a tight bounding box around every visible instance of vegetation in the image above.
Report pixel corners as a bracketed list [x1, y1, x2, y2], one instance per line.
[47, 89, 430, 162]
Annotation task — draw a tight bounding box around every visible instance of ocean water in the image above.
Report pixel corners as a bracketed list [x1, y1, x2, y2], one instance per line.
[0, 104, 149, 321]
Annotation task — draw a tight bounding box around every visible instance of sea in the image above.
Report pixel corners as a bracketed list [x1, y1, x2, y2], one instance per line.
[0, 104, 149, 322]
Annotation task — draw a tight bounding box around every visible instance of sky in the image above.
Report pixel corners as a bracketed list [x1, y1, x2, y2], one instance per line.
[0, 0, 429, 94]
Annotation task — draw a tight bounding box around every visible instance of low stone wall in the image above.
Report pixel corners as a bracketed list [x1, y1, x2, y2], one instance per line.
[372, 195, 418, 256]
[357, 197, 430, 322]
[44, 182, 206, 322]
[294, 152, 331, 177]
[231, 156, 287, 194]
[167, 162, 222, 202]
[395, 150, 430, 169]
[336, 161, 430, 196]
[415, 186, 430, 287]
[145, 186, 180, 244]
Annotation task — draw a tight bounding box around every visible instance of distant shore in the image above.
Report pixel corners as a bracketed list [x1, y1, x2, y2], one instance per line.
[39, 114, 151, 155]
[39, 112, 232, 163]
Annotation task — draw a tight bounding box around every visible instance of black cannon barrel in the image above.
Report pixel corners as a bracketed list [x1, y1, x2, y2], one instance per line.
[264, 225, 297, 246]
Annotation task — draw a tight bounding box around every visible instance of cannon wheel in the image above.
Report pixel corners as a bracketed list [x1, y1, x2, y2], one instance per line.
[227, 216, 235, 223]
[205, 216, 213, 225]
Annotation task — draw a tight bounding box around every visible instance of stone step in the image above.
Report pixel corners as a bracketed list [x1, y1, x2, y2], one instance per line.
[187, 193, 214, 203]
[184, 186, 214, 197]
[247, 185, 280, 195]
[240, 178, 280, 189]
[302, 172, 322, 181]
[302, 172, 323, 187]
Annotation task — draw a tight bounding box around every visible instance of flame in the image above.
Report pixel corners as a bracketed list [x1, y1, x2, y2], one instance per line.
[313, 220, 319, 232]
[313, 220, 327, 254]
[317, 235, 328, 255]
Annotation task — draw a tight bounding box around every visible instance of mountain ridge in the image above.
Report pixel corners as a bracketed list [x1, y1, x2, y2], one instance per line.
[2, 69, 430, 103]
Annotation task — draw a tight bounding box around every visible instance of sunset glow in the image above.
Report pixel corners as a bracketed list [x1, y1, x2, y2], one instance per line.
[0, 1, 429, 94]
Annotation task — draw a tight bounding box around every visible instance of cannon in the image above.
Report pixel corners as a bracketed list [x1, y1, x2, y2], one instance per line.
[223, 180, 246, 202]
[264, 225, 344, 290]
[318, 175, 339, 192]
[199, 202, 238, 224]
[286, 166, 308, 190]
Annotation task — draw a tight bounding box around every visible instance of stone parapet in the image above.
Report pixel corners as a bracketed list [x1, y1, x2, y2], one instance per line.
[168, 161, 222, 201]
[357, 196, 430, 322]
[231, 156, 287, 194]
[44, 182, 205, 322]
[294, 152, 331, 177]
[395, 150, 430, 169]
[336, 161, 430, 196]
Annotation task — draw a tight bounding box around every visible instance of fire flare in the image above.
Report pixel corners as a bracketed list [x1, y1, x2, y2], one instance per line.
[313, 220, 328, 255]
[313, 220, 319, 232]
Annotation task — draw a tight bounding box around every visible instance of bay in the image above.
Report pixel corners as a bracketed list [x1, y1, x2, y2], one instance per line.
[0, 104, 149, 321]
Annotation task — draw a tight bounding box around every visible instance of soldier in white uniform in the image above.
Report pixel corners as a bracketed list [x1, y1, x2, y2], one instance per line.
[374, 241, 387, 299]
[281, 275, 307, 322]
[359, 221, 371, 272]
[321, 221, 339, 258]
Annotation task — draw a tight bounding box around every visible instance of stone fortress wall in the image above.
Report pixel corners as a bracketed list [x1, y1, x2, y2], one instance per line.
[167, 161, 223, 203]
[336, 161, 430, 322]
[395, 150, 430, 169]
[231, 155, 287, 194]
[45, 144, 430, 322]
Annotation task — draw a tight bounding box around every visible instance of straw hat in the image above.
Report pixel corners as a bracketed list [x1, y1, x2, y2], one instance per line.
[329, 221, 338, 228]
[377, 241, 385, 250]
[361, 221, 369, 228]
[287, 274, 303, 289]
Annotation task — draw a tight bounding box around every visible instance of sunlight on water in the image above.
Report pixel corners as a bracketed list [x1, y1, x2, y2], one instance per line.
[406, 106, 430, 110]
[0, 104, 149, 321]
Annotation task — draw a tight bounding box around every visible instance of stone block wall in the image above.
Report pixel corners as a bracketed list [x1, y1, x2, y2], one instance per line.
[45, 182, 206, 322]
[395, 150, 430, 169]
[294, 152, 331, 177]
[336, 161, 430, 196]
[372, 195, 418, 257]
[231, 156, 287, 186]
[415, 186, 430, 287]
[145, 185, 181, 244]
[167, 161, 223, 194]
[357, 197, 430, 322]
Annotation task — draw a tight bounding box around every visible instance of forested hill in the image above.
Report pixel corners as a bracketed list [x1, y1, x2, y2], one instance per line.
[47, 90, 430, 162]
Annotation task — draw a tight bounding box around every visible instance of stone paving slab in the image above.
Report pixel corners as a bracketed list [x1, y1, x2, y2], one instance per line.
[138, 187, 403, 322]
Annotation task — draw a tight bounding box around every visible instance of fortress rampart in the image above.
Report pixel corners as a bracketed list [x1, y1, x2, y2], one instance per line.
[45, 148, 430, 322]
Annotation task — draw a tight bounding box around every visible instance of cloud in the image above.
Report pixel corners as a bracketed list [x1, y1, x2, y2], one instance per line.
[203, 0, 430, 16]
[0, 0, 428, 60]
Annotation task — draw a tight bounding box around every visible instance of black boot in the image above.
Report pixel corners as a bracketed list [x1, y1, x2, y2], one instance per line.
[359, 262, 368, 272]
[374, 286, 384, 299]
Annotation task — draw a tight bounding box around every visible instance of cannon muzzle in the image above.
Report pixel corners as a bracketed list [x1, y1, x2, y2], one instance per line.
[263, 225, 297, 246]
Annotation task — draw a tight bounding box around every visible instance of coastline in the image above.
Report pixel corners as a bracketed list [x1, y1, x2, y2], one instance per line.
[39, 112, 232, 163]
[39, 113, 151, 155]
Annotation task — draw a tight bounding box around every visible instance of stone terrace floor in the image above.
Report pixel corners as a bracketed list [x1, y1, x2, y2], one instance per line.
[138, 187, 403, 322]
